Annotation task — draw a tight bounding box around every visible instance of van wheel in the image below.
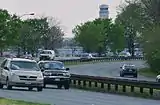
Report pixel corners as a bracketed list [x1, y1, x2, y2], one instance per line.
[0, 83, 3, 89]
[43, 84, 46, 88]
[6, 79, 12, 90]
[57, 84, 62, 89]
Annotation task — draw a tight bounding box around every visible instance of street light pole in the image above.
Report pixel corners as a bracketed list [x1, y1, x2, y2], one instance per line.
[17, 13, 35, 57]
[19, 13, 35, 18]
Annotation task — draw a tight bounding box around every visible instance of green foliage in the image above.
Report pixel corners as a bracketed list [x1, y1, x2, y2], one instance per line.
[107, 23, 125, 53]
[19, 18, 50, 54]
[73, 18, 125, 54]
[143, 25, 160, 72]
[117, 0, 160, 72]
[0, 8, 64, 56]
[0, 9, 22, 49]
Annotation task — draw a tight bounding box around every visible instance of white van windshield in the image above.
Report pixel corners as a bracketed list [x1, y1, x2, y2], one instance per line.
[40, 51, 51, 54]
[10, 61, 40, 71]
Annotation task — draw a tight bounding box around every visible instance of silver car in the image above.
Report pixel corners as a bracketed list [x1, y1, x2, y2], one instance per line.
[0, 58, 44, 91]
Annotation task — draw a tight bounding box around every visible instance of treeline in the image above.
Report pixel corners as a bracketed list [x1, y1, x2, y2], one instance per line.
[0, 9, 64, 56]
[72, 19, 125, 55]
[72, 0, 160, 72]
[115, 0, 160, 72]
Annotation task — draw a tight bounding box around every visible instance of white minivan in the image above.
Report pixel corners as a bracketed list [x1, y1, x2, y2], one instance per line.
[0, 58, 44, 91]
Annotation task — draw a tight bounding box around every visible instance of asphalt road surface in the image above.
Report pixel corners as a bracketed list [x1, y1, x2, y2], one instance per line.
[0, 86, 160, 105]
[68, 60, 155, 81]
[0, 58, 159, 105]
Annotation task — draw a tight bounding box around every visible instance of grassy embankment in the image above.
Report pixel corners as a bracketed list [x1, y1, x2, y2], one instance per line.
[0, 97, 50, 105]
[138, 68, 159, 78]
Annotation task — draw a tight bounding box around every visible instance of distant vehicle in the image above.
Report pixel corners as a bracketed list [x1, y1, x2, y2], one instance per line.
[38, 60, 70, 89]
[120, 64, 138, 78]
[80, 53, 93, 61]
[156, 75, 160, 82]
[118, 52, 131, 58]
[0, 58, 44, 91]
[39, 50, 55, 61]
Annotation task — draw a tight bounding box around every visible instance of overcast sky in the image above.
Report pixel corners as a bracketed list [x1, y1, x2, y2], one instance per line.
[0, 0, 125, 38]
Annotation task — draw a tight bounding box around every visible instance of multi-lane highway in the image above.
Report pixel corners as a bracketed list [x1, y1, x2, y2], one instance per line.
[0, 58, 159, 105]
[68, 60, 155, 81]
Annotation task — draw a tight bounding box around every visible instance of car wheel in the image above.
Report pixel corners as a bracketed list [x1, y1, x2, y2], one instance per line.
[6, 79, 12, 90]
[28, 87, 33, 91]
[37, 87, 43, 92]
[64, 84, 70, 89]
[64, 81, 70, 89]
[0, 83, 3, 89]
[57, 84, 62, 89]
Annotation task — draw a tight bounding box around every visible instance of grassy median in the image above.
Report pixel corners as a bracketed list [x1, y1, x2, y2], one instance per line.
[71, 81, 160, 100]
[0, 97, 50, 105]
[138, 68, 159, 78]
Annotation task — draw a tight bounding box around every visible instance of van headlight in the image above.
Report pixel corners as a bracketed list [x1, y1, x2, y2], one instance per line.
[10, 72, 19, 81]
[37, 74, 43, 79]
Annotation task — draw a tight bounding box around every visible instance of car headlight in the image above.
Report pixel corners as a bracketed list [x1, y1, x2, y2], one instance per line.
[63, 73, 70, 77]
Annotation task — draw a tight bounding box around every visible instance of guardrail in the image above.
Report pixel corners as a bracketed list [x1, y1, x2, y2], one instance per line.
[58, 57, 145, 64]
[0, 56, 145, 64]
[70, 74, 160, 96]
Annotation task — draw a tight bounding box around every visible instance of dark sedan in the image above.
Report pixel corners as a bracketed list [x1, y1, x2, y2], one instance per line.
[120, 64, 138, 78]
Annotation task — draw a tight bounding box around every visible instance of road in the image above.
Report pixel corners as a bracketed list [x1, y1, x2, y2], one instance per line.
[0, 59, 159, 105]
[0, 86, 160, 105]
[68, 60, 155, 81]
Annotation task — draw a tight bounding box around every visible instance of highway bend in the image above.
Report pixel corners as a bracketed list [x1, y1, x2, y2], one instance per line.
[0, 60, 159, 105]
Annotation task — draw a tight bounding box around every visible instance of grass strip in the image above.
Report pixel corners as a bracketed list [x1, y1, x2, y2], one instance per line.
[71, 81, 160, 100]
[138, 68, 159, 78]
[0, 97, 50, 105]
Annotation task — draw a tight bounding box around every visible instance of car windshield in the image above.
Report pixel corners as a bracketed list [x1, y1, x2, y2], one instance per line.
[40, 51, 51, 54]
[10, 61, 40, 71]
[125, 65, 135, 69]
[42, 62, 64, 70]
[81, 54, 88, 57]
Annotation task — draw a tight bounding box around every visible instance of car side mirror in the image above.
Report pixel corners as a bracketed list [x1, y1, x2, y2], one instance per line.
[4, 67, 9, 71]
[66, 68, 70, 71]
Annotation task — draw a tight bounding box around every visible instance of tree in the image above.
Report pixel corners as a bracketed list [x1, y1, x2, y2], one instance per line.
[18, 17, 64, 56]
[43, 17, 64, 50]
[19, 18, 50, 56]
[143, 25, 160, 72]
[73, 20, 106, 54]
[107, 23, 125, 53]
[0, 9, 22, 55]
[115, 1, 144, 56]
[116, 0, 160, 72]
[73, 18, 125, 54]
